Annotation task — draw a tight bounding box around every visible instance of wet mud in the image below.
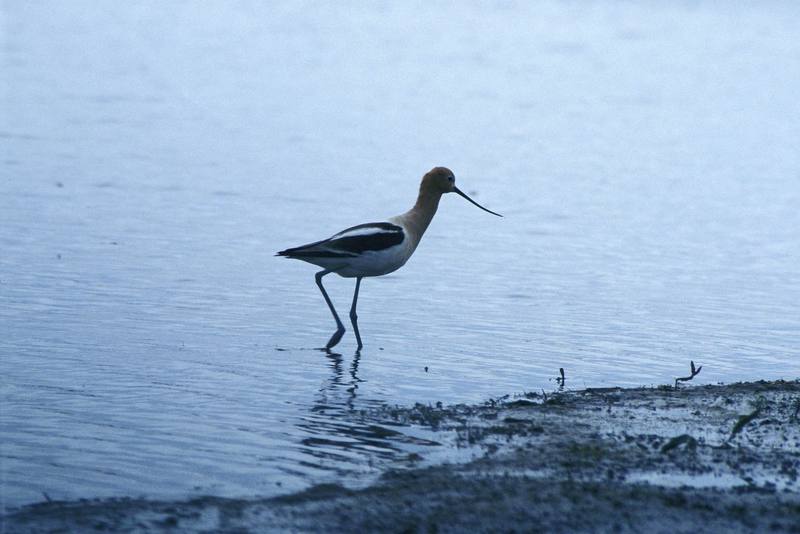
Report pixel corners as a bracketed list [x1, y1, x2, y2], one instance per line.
[5, 380, 800, 533]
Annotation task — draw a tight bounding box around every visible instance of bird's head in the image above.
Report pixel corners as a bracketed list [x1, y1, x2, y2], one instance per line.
[420, 167, 502, 217]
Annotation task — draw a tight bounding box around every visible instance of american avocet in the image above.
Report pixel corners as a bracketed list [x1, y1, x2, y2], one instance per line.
[277, 167, 501, 350]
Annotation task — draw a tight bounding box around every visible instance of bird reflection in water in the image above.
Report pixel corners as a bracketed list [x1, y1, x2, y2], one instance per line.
[292, 351, 440, 477]
[320, 350, 363, 411]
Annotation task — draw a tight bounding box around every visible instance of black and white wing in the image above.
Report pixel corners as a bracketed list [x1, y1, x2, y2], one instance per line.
[277, 222, 405, 259]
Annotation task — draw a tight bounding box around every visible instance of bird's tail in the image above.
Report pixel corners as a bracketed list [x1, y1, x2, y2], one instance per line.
[275, 238, 330, 258]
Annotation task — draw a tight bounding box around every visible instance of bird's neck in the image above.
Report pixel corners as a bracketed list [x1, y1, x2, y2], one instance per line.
[402, 190, 442, 244]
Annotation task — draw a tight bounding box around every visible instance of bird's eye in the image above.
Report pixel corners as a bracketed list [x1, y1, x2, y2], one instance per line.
[448, 176, 454, 182]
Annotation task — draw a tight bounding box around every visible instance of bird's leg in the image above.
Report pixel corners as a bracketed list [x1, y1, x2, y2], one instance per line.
[349, 277, 363, 351]
[315, 270, 345, 350]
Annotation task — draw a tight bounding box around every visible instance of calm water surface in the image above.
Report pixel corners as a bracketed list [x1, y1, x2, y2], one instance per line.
[2, 1, 799, 510]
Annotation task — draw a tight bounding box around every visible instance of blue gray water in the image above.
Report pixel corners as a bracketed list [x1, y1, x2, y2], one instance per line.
[2, 0, 799, 511]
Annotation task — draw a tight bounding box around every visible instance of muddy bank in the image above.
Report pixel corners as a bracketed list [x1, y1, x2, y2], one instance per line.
[5, 380, 800, 533]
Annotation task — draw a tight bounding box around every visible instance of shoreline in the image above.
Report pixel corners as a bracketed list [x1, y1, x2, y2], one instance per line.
[5, 379, 800, 533]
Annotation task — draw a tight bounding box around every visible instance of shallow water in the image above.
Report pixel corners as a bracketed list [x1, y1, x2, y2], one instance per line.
[2, 0, 799, 510]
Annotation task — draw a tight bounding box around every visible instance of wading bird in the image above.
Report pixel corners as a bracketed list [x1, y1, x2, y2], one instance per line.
[277, 167, 501, 350]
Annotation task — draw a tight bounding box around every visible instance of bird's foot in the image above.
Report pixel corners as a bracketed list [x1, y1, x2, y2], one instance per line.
[325, 327, 345, 350]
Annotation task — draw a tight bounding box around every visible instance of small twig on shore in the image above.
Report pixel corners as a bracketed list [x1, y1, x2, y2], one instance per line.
[556, 368, 566, 388]
[730, 408, 761, 439]
[674, 360, 702, 389]
[661, 434, 698, 453]
[729, 397, 767, 440]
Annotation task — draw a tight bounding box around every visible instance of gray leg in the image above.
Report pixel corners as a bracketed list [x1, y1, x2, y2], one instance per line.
[315, 270, 345, 350]
[349, 277, 363, 350]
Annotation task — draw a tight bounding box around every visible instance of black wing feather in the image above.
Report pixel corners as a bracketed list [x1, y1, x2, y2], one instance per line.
[277, 222, 404, 258]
